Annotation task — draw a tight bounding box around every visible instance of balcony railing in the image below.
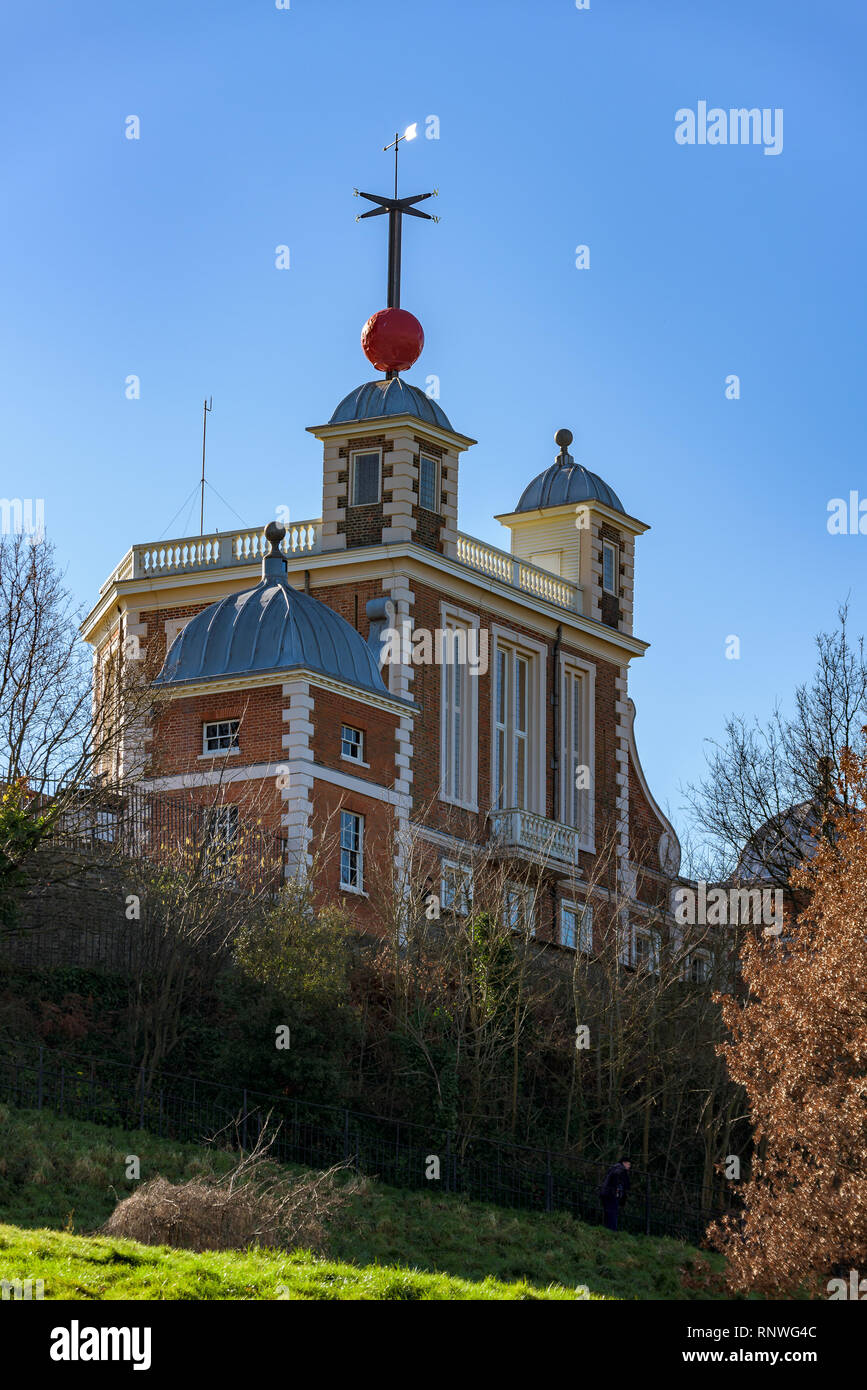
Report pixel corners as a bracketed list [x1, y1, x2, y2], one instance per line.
[456, 534, 582, 614]
[101, 521, 583, 616]
[101, 521, 323, 592]
[490, 808, 583, 867]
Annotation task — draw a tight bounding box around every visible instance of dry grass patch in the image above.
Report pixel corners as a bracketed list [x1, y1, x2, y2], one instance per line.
[103, 1118, 353, 1254]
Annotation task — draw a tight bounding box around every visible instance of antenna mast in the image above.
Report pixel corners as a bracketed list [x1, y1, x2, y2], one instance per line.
[200, 397, 213, 536]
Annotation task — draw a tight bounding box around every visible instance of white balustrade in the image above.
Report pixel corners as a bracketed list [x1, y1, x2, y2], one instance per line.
[490, 808, 582, 865]
[456, 533, 581, 614]
[129, 520, 323, 579]
[104, 517, 581, 618]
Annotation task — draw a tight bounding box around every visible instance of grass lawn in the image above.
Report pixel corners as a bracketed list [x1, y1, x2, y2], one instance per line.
[0, 1223, 594, 1300]
[0, 1104, 728, 1300]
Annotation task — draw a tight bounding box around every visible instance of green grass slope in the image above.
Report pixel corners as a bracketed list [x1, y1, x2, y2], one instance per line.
[0, 1224, 591, 1300]
[0, 1105, 726, 1300]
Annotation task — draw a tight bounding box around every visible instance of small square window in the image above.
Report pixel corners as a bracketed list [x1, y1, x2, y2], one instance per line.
[341, 725, 363, 761]
[340, 811, 363, 890]
[419, 455, 438, 512]
[203, 719, 240, 754]
[602, 542, 619, 596]
[351, 451, 381, 507]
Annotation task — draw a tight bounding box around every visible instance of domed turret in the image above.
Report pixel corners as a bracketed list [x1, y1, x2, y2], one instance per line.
[495, 429, 645, 634]
[514, 428, 625, 516]
[154, 523, 388, 696]
[329, 377, 453, 431]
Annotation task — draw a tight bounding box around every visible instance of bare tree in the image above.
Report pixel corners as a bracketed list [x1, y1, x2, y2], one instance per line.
[0, 533, 93, 787]
[0, 533, 157, 903]
[686, 606, 867, 887]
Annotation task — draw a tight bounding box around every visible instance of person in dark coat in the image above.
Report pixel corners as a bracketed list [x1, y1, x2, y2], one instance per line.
[599, 1158, 631, 1231]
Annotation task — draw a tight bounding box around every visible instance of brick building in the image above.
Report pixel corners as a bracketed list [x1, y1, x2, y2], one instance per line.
[83, 369, 680, 962]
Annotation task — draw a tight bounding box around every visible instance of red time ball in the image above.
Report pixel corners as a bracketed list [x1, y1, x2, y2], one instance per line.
[361, 308, 424, 373]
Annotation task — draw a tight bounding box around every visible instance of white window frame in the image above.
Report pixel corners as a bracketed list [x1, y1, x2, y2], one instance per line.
[504, 880, 536, 937]
[441, 859, 473, 917]
[559, 654, 595, 851]
[350, 448, 382, 507]
[490, 625, 546, 816]
[439, 602, 480, 812]
[339, 810, 364, 891]
[341, 724, 364, 764]
[602, 541, 619, 596]
[202, 719, 240, 755]
[418, 453, 439, 513]
[630, 924, 661, 974]
[688, 949, 711, 984]
[206, 803, 239, 870]
[560, 899, 593, 954]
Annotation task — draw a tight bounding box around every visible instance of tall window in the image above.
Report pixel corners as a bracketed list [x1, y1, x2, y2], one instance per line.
[351, 450, 381, 507]
[441, 861, 472, 916]
[602, 541, 618, 595]
[561, 662, 593, 845]
[493, 646, 530, 810]
[560, 901, 593, 953]
[206, 804, 238, 870]
[440, 612, 478, 808]
[419, 454, 438, 512]
[504, 882, 535, 936]
[633, 926, 661, 974]
[689, 951, 710, 984]
[340, 811, 363, 890]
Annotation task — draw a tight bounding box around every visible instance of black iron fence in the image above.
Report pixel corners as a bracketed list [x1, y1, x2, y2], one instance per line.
[0, 1045, 731, 1247]
[14, 777, 285, 895]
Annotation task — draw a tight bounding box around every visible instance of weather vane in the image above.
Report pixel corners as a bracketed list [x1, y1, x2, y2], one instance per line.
[353, 124, 439, 378]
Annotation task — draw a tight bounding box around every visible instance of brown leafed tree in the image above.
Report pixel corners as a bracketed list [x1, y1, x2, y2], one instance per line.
[710, 745, 867, 1296]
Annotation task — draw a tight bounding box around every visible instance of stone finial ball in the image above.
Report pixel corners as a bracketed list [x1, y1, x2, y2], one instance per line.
[555, 428, 573, 450]
[265, 520, 286, 551]
[362, 308, 425, 373]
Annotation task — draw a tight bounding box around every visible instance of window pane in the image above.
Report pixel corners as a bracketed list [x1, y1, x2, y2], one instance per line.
[579, 906, 593, 953]
[453, 653, 462, 798]
[353, 452, 380, 506]
[341, 725, 362, 760]
[561, 908, 576, 949]
[516, 656, 527, 734]
[496, 650, 506, 724]
[419, 455, 437, 511]
[603, 543, 617, 594]
[205, 719, 239, 752]
[515, 737, 526, 809]
[340, 811, 362, 888]
[495, 729, 505, 808]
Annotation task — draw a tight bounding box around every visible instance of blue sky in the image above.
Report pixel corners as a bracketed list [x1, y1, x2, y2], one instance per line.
[2, 0, 865, 839]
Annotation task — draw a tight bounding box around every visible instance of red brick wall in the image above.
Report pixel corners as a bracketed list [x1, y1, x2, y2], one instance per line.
[599, 523, 623, 629]
[411, 436, 447, 554]
[336, 434, 391, 548]
[310, 779, 395, 932]
[151, 685, 284, 779]
[140, 601, 212, 675]
[629, 750, 667, 868]
[311, 688, 399, 788]
[112, 559, 647, 925]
